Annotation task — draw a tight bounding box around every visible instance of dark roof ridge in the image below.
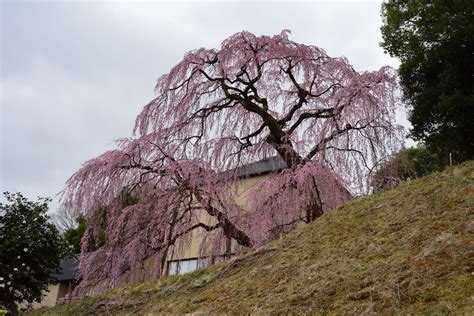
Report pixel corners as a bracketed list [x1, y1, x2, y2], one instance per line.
[219, 156, 287, 179]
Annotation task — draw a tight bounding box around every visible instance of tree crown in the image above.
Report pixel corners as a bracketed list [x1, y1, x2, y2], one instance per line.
[0, 192, 69, 313]
[381, 0, 474, 163]
[62, 30, 403, 295]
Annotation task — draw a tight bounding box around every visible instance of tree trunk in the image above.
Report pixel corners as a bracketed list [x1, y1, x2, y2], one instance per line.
[194, 191, 253, 248]
[225, 236, 232, 259]
[160, 246, 170, 276]
[266, 134, 302, 169]
[270, 138, 325, 223]
[305, 200, 324, 223]
[160, 211, 179, 276]
[305, 181, 324, 222]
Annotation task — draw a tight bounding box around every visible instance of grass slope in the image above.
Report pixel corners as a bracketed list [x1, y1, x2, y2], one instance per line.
[39, 162, 474, 315]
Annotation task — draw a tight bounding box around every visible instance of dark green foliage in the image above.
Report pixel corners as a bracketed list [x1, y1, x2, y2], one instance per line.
[82, 207, 108, 253]
[97, 227, 106, 247]
[64, 216, 86, 254]
[404, 145, 444, 176]
[0, 192, 69, 314]
[119, 190, 140, 209]
[381, 0, 474, 164]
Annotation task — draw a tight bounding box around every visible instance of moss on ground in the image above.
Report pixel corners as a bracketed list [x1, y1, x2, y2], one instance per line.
[34, 161, 474, 315]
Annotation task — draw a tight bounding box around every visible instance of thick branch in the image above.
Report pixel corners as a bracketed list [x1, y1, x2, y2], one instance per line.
[194, 190, 253, 248]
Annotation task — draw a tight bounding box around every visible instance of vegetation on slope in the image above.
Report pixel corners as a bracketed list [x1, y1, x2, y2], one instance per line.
[37, 162, 474, 315]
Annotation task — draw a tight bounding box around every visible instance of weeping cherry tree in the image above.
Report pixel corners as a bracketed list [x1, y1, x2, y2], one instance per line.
[62, 30, 403, 295]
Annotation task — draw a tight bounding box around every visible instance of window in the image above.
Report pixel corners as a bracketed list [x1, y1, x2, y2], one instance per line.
[167, 258, 205, 276]
[167, 255, 232, 276]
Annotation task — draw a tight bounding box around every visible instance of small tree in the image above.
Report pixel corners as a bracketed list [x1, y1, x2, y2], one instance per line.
[0, 192, 69, 315]
[63, 30, 403, 295]
[372, 144, 443, 191]
[64, 215, 86, 254]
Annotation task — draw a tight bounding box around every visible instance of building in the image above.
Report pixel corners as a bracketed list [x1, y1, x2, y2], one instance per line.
[22, 257, 80, 309]
[120, 156, 351, 279]
[32, 156, 351, 304]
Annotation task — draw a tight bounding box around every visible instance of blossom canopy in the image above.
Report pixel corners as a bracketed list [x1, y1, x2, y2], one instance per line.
[62, 30, 403, 295]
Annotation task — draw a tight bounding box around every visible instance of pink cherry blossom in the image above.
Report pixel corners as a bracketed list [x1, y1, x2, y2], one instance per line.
[62, 30, 403, 296]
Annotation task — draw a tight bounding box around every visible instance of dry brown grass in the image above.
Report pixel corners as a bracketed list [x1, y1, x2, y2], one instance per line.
[35, 161, 474, 315]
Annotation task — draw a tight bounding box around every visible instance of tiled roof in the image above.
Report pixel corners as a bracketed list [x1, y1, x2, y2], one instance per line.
[51, 257, 81, 281]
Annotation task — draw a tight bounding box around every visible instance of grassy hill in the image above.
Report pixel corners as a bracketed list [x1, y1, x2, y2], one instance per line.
[37, 162, 473, 315]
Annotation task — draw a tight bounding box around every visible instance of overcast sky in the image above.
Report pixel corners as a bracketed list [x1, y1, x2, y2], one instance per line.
[1, 0, 407, 213]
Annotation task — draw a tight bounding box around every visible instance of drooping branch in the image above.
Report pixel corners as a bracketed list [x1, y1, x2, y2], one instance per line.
[63, 30, 403, 296]
[193, 190, 253, 248]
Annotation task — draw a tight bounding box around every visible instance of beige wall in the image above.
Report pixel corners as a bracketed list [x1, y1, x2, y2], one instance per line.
[20, 283, 59, 310]
[22, 281, 74, 310]
[57, 282, 72, 300]
[166, 174, 269, 263]
[111, 174, 270, 284]
[165, 171, 350, 267]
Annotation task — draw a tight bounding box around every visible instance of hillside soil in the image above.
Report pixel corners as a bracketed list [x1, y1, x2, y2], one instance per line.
[34, 162, 474, 315]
